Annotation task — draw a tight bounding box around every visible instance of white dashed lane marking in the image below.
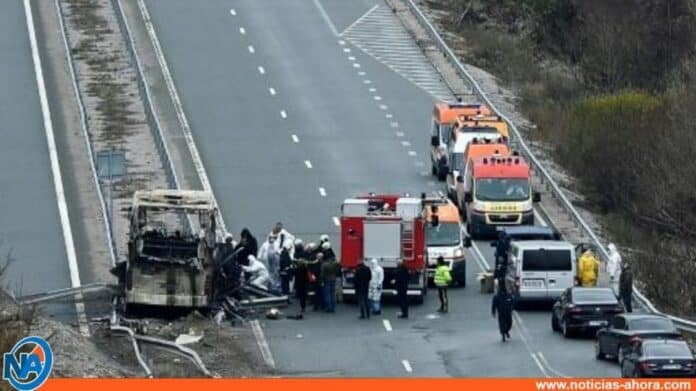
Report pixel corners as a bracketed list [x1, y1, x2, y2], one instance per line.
[373, 96, 381, 101]
[408, 151, 417, 156]
[401, 141, 411, 147]
[239, 27, 246, 35]
[318, 187, 327, 197]
[353, 63, 361, 68]
[358, 71, 366, 76]
[258, 66, 265, 74]
[383, 319, 392, 332]
[395, 131, 404, 137]
[390, 122, 399, 127]
[248, 45, 255, 53]
[348, 56, 356, 61]
[269, 87, 276, 96]
[363, 79, 371, 84]
[379, 104, 388, 110]
[280, 110, 287, 119]
[230, 8, 236, 15]
[333, 217, 340, 226]
[291, 134, 299, 143]
[401, 360, 413, 373]
[304, 160, 313, 169]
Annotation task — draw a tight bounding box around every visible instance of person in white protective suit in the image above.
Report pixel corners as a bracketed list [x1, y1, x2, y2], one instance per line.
[368, 258, 384, 315]
[243, 255, 270, 289]
[607, 243, 622, 291]
[269, 222, 296, 258]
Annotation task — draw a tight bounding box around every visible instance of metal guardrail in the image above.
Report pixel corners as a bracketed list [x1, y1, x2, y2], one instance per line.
[54, 0, 117, 266]
[404, 0, 696, 333]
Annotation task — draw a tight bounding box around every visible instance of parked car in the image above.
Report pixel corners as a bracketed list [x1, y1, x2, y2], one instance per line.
[595, 314, 683, 363]
[551, 287, 623, 337]
[621, 339, 696, 378]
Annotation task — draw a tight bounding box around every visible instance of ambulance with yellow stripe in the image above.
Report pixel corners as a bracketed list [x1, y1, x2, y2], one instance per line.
[455, 142, 541, 238]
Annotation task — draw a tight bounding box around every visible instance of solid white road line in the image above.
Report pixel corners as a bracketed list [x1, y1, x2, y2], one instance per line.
[339, 4, 379, 36]
[230, 8, 236, 16]
[333, 217, 340, 226]
[280, 110, 287, 119]
[258, 66, 265, 74]
[248, 45, 255, 53]
[401, 359, 413, 373]
[269, 87, 276, 96]
[250, 320, 276, 369]
[239, 27, 245, 35]
[313, 0, 339, 36]
[538, 352, 570, 378]
[531, 353, 551, 378]
[318, 187, 326, 197]
[291, 134, 299, 143]
[304, 160, 313, 169]
[470, 241, 491, 271]
[383, 319, 392, 332]
[24, 0, 89, 337]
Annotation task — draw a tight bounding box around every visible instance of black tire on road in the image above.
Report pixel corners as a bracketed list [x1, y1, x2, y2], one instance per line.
[562, 319, 573, 338]
[595, 339, 606, 360]
[551, 314, 561, 332]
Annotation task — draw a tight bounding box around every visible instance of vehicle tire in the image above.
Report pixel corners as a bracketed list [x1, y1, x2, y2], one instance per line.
[617, 345, 625, 364]
[551, 314, 561, 332]
[595, 339, 606, 360]
[562, 319, 573, 338]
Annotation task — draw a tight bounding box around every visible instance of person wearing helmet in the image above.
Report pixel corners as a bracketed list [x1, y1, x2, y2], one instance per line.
[321, 240, 336, 261]
[243, 255, 270, 289]
[577, 249, 600, 287]
[319, 234, 330, 244]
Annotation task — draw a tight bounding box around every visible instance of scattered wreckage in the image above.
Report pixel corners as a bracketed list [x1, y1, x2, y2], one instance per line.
[109, 189, 288, 321]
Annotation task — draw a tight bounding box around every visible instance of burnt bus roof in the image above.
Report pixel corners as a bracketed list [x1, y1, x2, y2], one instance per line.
[496, 225, 561, 240]
[132, 189, 215, 211]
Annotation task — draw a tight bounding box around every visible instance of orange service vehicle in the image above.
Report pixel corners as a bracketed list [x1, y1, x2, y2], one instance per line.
[454, 114, 510, 140]
[456, 153, 541, 238]
[429, 102, 492, 181]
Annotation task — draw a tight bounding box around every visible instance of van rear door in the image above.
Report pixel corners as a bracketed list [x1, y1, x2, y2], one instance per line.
[519, 249, 547, 299]
[521, 248, 574, 299]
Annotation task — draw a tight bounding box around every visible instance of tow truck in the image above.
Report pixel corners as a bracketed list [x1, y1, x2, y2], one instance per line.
[113, 190, 218, 312]
[422, 194, 471, 287]
[457, 153, 541, 238]
[340, 194, 428, 303]
[430, 102, 492, 181]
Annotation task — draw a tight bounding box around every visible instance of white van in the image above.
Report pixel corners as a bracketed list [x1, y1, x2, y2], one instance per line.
[505, 240, 576, 304]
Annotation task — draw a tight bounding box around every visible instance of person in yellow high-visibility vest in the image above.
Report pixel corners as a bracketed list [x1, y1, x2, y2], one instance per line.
[577, 250, 600, 287]
[434, 256, 453, 313]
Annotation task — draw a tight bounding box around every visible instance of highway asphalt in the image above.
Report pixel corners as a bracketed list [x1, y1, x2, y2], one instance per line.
[145, 0, 619, 377]
[0, 0, 72, 318]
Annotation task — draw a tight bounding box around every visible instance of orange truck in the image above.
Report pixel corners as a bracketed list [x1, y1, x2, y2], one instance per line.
[429, 102, 492, 181]
[455, 145, 541, 238]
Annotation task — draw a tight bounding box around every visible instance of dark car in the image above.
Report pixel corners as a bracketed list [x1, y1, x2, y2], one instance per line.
[595, 314, 683, 363]
[621, 339, 696, 378]
[551, 287, 623, 337]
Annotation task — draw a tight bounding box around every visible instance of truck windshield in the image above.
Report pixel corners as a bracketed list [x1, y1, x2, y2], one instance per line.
[475, 178, 530, 201]
[426, 222, 461, 246]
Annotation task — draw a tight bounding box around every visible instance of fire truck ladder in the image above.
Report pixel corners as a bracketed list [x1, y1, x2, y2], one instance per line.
[402, 221, 415, 261]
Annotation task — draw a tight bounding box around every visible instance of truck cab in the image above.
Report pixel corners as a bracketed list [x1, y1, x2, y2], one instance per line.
[422, 195, 471, 287]
[430, 102, 492, 181]
[458, 154, 540, 238]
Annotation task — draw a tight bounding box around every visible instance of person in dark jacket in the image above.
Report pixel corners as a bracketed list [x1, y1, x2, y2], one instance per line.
[392, 261, 410, 319]
[234, 228, 258, 263]
[279, 241, 294, 295]
[321, 256, 339, 313]
[492, 289, 515, 342]
[619, 262, 633, 313]
[310, 252, 325, 311]
[293, 260, 309, 315]
[353, 260, 372, 319]
[320, 241, 336, 261]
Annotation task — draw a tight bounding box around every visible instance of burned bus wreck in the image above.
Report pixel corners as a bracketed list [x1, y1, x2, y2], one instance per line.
[112, 190, 218, 312]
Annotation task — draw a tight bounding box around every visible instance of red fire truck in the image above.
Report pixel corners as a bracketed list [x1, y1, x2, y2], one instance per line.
[340, 194, 428, 303]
